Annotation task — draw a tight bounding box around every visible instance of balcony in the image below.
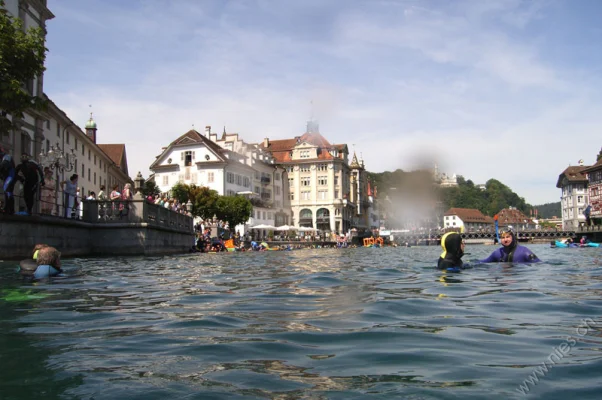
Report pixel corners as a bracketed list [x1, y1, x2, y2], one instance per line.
[261, 177, 271, 184]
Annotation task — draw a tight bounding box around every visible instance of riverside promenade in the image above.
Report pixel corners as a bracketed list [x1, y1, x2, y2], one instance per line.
[0, 198, 194, 260]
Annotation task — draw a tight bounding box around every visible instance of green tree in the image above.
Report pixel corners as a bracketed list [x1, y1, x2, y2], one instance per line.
[170, 182, 190, 204]
[141, 180, 161, 198]
[597, 147, 602, 162]
[191, 185, 220, 220]
[215, 195, 252, 231]
[0, 1, 47, 137]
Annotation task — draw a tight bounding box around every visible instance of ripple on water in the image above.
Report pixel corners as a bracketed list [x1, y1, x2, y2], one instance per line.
[1, 244, 602, 399]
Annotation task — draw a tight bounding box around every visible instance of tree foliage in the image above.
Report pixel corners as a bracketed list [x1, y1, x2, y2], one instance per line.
[0, 1, 47, 136]
[141, 180, 161, 198]
[191, 185, 220, 220]
[215, 195, 252, 230]
[370, 170, 536, 218]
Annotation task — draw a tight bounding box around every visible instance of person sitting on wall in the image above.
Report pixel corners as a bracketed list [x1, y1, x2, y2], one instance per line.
[32, 246, 63, 279]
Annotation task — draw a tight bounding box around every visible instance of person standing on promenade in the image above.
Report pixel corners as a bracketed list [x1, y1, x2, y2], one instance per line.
[60, 174, 78, 218]
[40, 167, 56, 215]
[15, 153, 44, 215]
[0, 147, 17, 214]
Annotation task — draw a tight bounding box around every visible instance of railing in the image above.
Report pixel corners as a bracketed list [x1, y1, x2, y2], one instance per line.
[82, 200, 193, 232]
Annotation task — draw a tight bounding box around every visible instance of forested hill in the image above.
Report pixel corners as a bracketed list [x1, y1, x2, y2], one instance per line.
[368, 169, 558, 218]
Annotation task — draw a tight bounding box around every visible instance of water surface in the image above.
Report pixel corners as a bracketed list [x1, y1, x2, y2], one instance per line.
[1, 244, 601, 399]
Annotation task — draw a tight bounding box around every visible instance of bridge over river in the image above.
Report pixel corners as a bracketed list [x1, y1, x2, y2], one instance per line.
[392, 230, 591, 246]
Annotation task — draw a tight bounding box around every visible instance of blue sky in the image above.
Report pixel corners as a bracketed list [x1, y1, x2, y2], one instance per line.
[44, 0, 602, 205]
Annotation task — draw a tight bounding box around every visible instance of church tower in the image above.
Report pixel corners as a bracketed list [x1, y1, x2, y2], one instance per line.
[85, 113, 97, 143]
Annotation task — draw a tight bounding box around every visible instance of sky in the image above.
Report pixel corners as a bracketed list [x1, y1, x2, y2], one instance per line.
[43, 0, 602, 205]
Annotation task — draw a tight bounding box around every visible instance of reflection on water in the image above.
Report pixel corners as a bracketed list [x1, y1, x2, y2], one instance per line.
[1, 244, 602, 399]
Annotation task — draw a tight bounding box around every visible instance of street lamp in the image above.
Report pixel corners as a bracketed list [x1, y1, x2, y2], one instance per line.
[38, 142, 76, 173]
[38, 142, 77, 216]
[186, 199, 193, 213]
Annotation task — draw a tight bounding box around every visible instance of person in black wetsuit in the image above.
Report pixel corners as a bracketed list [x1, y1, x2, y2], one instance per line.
[0, 147, 17, 214]
[15, 154, 44, 215]
[437, 232, 466, 270]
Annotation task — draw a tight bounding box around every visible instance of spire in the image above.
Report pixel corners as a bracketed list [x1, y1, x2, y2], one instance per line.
[85, 106, 97, 143]
[350, 151, 361, 168]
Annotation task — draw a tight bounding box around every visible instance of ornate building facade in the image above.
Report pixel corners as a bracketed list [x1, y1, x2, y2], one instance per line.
[260, 122, 374, 234]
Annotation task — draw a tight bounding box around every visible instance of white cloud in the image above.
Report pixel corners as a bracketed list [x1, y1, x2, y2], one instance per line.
[44, 0, 602, 205]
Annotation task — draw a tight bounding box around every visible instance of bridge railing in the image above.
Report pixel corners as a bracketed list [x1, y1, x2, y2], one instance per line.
[82, 199, 193, 232]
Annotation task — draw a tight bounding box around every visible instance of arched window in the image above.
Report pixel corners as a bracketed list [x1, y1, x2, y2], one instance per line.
[299, 209, 313, 227]
[316, 208, 331, 231]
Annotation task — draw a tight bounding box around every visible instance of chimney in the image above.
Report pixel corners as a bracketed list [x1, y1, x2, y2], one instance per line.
[205, 126, 211, 137]
[263, 137, 269, 148]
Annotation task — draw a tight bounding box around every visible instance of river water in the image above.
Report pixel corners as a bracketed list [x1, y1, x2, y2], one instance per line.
[1, 244, 601, 399]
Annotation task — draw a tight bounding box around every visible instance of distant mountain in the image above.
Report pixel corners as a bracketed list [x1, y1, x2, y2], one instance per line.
[367, 169, 535, 217]
[533, 202, 561, 219]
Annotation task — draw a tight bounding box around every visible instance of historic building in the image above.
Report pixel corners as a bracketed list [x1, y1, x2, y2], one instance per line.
[556, 161, 590, 230]
[259, 121, 375, 234]
[496, 207, 536, 231]
[39, 102, 132, 206]
[1, 1, 131, 214]
[443, 208, 494, 232]
[582, 156, 602, 226]
[149, 127, 290, 233]
[1, 0, 53, 161]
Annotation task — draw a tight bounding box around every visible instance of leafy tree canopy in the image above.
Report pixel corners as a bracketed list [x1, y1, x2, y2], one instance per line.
[215, 195, 252, 230]
[0, 1, 47, 136]
[141, 180, 161, 198]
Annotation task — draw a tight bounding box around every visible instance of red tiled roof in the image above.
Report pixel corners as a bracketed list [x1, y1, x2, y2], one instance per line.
[149, 130, 226, 169]
[556, 165, 589, 188]
[496, 208, 534, 226]
[98, 144, 128, 176]
[260, 132, 345, 164]
[444, 208, 494, 224]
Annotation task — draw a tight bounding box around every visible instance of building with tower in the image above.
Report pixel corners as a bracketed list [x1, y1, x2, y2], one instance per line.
[259, 121, 375, 234]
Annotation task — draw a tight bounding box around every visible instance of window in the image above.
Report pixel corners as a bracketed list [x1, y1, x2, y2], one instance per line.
[94, 155, 97, 165]
[301, 177, 311, 186]
[300, 150, 310, 158]
[57, 122, 61, 137]
[300, 166, 310, 172]
[275, 200, 281, 208]
[94, 172, 96, 185]
[66, 131, 70, 144]
[288, 177, 294, 187]
[318, 164, 327, 171]
[208, 172, 214, 183]
[318, 176, 327, 186]
[318, 190, 327, 200]
[301, 191, 311, 200]
[334, 176, 339, 185]
[183, 150, 195, 166]
[274, 172, 280, 181]
[21, 132, 31, 156]
[289, 192, 294, 201]
[163, 175, 169, 185]
[46, 139, 49, 152]
[88, 168, 90, 181]
[577, 195, 584, 203]
[81, 164, 85, 178]
[275, 186, 280, 195]
[88, 149, 91, 160]
[185, 168, 191, 180]
[236, 175, 242, 185]
[254, 186, 260, 194]
[227, 172, 234, 183]
[243, 177, 250, 187]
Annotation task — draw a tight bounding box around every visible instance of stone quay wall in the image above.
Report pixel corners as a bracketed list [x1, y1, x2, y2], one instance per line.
[0, 200, 194, 260]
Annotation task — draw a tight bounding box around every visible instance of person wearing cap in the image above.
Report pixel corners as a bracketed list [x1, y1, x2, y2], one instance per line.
[437, 232, 466, 270]
[480, 230, 540, 263]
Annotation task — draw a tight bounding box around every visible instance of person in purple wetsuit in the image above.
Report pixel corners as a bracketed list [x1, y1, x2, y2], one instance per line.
[480, 230, 540, 263]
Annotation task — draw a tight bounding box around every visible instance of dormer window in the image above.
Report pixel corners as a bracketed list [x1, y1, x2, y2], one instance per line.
[182, 150, 195, 166]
